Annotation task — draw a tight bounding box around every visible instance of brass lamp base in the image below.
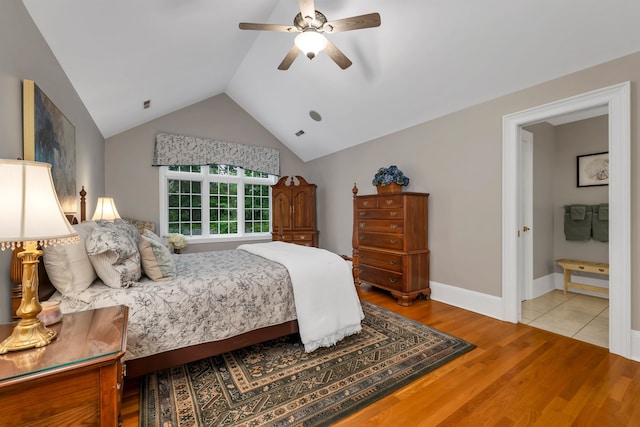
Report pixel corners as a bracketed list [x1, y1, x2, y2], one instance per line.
[0, 318, 56, 354]
[0, 241, 57, 354]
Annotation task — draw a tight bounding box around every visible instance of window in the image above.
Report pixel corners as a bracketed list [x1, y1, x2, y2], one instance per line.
[159, 165, 277, 242]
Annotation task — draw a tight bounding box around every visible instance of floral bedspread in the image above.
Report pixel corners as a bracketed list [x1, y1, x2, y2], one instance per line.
[53, 250, 297, 361]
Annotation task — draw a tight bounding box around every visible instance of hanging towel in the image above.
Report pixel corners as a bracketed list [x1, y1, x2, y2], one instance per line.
[564, 205, 592, 241]
[570, 205, 586, 220]
[592, 203, 609, 242]
[599, 204, 609, 220]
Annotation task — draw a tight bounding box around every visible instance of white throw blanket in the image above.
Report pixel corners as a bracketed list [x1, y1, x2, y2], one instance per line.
[238, 241, 364, 352]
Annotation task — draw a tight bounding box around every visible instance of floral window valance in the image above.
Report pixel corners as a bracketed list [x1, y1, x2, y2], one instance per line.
[152, 132, 280, 176]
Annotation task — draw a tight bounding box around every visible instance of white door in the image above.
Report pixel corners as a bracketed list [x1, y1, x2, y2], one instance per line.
[518, 129, 533, 306]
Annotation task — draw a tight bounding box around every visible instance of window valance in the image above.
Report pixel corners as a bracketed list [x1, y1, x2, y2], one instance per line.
[152, 132, 280, 176]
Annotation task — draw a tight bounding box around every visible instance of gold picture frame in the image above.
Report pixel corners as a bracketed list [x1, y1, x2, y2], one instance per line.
[23, 80, 77, 213]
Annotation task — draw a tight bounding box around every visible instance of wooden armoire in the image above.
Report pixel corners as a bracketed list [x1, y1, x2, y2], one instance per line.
[271, 176, 318, 247]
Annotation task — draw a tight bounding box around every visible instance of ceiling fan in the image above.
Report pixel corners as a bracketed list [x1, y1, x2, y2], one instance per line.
[239, 0, 381, 70]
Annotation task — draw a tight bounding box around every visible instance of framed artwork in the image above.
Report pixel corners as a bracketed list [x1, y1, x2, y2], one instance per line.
[577, 151, 608, 187]
[23, 79, 76, 213]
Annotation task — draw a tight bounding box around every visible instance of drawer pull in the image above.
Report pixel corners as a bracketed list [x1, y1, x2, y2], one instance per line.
[390, 239, 398, 244]
[389, 260, 397, 265]
[363, 201, 370, 206]
[389, 278, 398, 283]
[299, 235, 306, 240]
[389, 212, 398, 217]
[359, 212, 366, 216]
[359, 222, 365, 228]
[599, 268, 605, 272]
[579, 266, 585, 269]
[386, 200, 393, 205]
[390, 224, 398, 229]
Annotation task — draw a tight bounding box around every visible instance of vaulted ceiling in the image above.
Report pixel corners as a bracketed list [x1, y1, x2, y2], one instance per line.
[23, 0, 640, 161]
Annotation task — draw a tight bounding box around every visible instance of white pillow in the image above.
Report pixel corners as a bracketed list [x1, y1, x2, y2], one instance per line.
[86, 223, 141, 288]
[138, 234, 177, 281]
[43, 221, 98, 296]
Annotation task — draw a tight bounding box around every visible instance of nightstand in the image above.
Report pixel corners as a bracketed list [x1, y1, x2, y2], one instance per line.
[0, 305, 129, 426]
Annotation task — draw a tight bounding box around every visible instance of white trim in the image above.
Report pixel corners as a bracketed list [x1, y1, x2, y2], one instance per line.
[531, 274, 556, 299]
[631, 330, 640, 362]
[551, 272, 609, 298]
[502, 82, 631, 358]
[430, 281, 503, 320]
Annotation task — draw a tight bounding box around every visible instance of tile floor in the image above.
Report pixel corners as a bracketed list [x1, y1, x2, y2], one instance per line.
[521, 290, 609, 348]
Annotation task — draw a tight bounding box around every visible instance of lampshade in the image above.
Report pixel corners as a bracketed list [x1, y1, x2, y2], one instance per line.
[0, 159, 78, 353]
[92, 197, 121, 221]
[295, 30, 328, 59]
[0, 160, 78, 249]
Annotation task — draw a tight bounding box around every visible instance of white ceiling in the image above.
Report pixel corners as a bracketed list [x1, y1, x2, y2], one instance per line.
[22, 0, 640, 162]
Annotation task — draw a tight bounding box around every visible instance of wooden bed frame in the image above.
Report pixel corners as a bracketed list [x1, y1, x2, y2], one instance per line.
[10, 187, 299, 378]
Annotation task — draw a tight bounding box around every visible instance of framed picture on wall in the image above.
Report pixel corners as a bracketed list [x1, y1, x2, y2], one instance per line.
[577, 151, 608, 187]
[23, 79, 77, 213]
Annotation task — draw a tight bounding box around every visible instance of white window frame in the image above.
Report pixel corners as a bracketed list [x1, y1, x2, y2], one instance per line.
[159, 165, 277, 243]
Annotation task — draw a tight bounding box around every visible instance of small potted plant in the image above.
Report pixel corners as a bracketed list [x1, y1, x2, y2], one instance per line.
[372, 165, 410, 194]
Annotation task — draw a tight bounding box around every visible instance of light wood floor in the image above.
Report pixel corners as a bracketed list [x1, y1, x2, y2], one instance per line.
[122, 286, 640, 426]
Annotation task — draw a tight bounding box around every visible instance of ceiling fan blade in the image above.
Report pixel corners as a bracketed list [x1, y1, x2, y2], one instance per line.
[324, 13, 381, 33]
[278, 45, 301, 70]
[298, 0, 316, 21]
[323, 39, 352, 70]
[239, 22, 296, 32]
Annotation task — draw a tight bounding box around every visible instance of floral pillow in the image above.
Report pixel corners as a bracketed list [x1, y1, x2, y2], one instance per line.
[142, 229, 169, 248]
[138, 234, 176, 281]
[85, 222, 141, 288]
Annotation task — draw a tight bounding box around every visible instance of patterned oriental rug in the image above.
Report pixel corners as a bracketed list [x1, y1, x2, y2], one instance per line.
[140, 300, 475, 427]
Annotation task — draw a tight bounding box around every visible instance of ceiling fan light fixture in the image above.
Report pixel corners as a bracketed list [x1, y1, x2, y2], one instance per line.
[295, 31, 327, 59]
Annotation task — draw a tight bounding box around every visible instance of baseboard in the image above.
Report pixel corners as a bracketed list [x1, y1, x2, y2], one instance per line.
[430, 281, 503, 320]
[527, 273, 609, 300]
[552, 272, 609, 298]
[631, 330, 640, 362]
[531, 274, 556, 299]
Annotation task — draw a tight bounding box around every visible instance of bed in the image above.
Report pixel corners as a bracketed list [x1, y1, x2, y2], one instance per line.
[10, 188, 362, 378]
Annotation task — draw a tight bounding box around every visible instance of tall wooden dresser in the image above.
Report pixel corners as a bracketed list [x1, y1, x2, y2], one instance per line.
[352, 185, 430, 306]
[272, 176, 318, 247]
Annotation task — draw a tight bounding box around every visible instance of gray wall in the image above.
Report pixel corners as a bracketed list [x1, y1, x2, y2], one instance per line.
[527, 116, 609, 280]
[105, 93, 307, 252]
[553, 116, 609, 265]
[0, 2, 105, 322]
[302, 51, 639, 326]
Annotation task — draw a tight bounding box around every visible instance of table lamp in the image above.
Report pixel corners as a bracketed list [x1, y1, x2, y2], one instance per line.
[91, 197, 121, 221]
[0, 160, 79, 353]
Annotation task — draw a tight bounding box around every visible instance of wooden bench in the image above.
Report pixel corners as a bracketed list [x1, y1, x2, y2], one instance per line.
[555, 259, 609, 295]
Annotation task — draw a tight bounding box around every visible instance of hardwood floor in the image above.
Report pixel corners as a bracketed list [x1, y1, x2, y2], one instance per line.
[122, 286, 640, 426]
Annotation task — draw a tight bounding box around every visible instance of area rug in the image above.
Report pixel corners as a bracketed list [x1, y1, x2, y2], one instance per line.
[140, 300, 475, 427]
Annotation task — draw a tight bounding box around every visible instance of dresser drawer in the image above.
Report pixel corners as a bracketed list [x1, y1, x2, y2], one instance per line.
[359, 249, 402, 272]
[291, 233, 314, 243]
[356, 219, 403, 234]
[271, 233, 315, 246]
[356, 209, 403, 220]
[357, 198, 378, 209]
[359, 232, 404, 250]
[360, 265, 403, 292]
[377, 195, 404, 209]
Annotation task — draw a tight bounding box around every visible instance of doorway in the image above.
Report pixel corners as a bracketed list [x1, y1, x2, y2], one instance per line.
[501, 82, 631, 358]
[520, 115, 610, 347]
